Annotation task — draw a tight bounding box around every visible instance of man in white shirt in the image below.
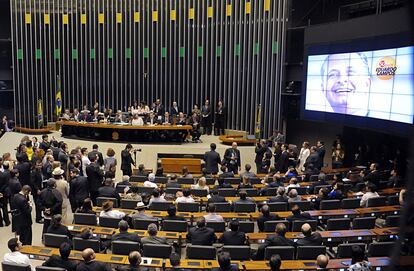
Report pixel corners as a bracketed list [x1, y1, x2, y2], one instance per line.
[203, 203, 224, 222]
[144, 173, 158, 188]
[3, 238, 33, 270]
[81, 148, 91, 177]
[360, 184, 379, 207]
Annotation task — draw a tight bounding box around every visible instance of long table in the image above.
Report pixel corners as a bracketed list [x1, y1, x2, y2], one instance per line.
[57, 120, 192, 142]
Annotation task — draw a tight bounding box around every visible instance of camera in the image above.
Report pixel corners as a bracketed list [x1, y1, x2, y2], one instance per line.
[132, 148, 142, 153]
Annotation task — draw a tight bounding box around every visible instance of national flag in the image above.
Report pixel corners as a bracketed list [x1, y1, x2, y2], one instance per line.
[37, 99, 43, 128]
[56, 75, 62, 117]
[255, 104, 261, 139]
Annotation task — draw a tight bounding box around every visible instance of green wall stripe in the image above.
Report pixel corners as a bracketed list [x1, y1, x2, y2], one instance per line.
[17, 49, 23, 60]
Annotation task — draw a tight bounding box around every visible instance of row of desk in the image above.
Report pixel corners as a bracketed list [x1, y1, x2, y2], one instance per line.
[92, 205, 401, 221]
[21, 245, 401, 270]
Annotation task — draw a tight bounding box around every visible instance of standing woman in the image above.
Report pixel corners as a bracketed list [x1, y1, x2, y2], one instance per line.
[121, 144, 135, 176]
[104, 148, 117, 173]
[214, 100, 226, 136]
[297, 141, 310, 172]
[52, 167, 71, 223]
[332, 143, 345, 169]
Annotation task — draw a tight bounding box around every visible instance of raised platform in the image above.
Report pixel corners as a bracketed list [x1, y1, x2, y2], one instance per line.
[219, 135, 257, 146]
[14, 126, 53, 134]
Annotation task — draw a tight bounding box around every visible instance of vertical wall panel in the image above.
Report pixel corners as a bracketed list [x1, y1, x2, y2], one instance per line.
[11, 0, 287, 136]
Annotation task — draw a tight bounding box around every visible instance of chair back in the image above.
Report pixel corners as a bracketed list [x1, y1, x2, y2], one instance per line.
[165, 187, 182, 195]
[177, 177, 195, 184]
[233, 203, 256, 213]
[186, 245, 216, 260]
[341, 198, 361, 209]
[96, 197, 118, 207]
[44, 233, 69, 248]
[352, 217, 376, 229]
[143, 243, 172, 258]
[149, 201, 174, 211]
[99, 216, 122, 228]
[288, 186, 308, 195]
[313, 185, 331, 194]
[224, 177, 242, 185]
[132, 218, 159, 230]
[222, 246, 251, 260]
[206, 221, 226, 232]
[264, 246, 295, 260]
[267, 202, 288, 212]
[320, 199, 341, 210]
[264, 220, 290, 232]
[190, 189, 208, 197]
[177, 202, 200, 212]
[154, 177, 168, 184]
[385, 215, 400, 227]
[238, 221, 255, 233]
[218, 188, 237, 197]
[36, 267, 66, 271]
[327, 218, 351, 231]
[73, 213, 97, 226]
[130, 175, 148, 182]
[291, 220, 317, 232]
[163, 220, 188, 232]
[2, 262, 31, 271]
[387, 195, 399, 206]
[367, 196, 387, 207]
[115, 184, 128, 194]
[337, 243, 366, 258]
[244, 188, 258, 197]
[297, 246, 326, 260]
[73, 237, 100, 252]
[289, 201, 311, 211]
[120, 199, 141, 209]
[112, 240, 141, 255]
[368, 242, 395, 257]
[265, 188, 277, 196]
[213, 202, 232, 212]
[137, 186, 156, 194]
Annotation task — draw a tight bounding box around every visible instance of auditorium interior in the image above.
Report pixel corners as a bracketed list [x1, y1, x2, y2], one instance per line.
[0, 0, 413, 270]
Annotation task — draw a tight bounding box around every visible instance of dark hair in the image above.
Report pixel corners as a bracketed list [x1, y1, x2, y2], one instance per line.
[156, 167, 164, 175]
[10, 168, 19, 178]
[106, 148, 115, 157]
[167, 206, 177, 217]
[138, 164, 145, 171]
[210, 143, 216, 150]
[70, 168, 80, 175]
[291, 204, 301, 215]
[245, 164, 251, 171]
[239, 191, 247, 200]
[92, 144, 98, 149]
[182, 189, 191, 197]
[217, 251, 231, 270]
[196, 217, 206, 228]
[169, 252, 181, 267]
[59, 242, 72, 260]
[119, 220, 129, 232]
[130, 186, 139, 194]
[51, 214, 63, 228]
[351, 245, 366, 264]
[229, 219, 239, 231]
[269, 254, 282, 271]
[126, 144, 133, 149]
[207, 203, 216, 213]
[7, 238, 19, 252]
[220, 165, 227, 172]
[80, 198, 93, 212]
[367, 183, 378, 193]
[152, 189, 161, 198]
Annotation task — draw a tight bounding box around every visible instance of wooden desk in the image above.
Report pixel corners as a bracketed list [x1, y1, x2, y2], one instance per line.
[161, 158, 202, 174]
[328, 257, 391, 269]
[242, 260, 318, 270]
[219, 135, 256, 146]
[66, 224, 116, 236]
[356, 205, 401, 217]
[307, 209, 359, 219]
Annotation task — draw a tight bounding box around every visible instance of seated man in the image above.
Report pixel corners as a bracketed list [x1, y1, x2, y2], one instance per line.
[254, 223, 295, 260]
[186, 217, 217, 245]
[218, 219, 247, 245]
[269, 254, 282, 271]
[286, 204, 313, 222]
[349, 245, 371, 271]
[111, 220, 141, 243]
[76, 248, 112, 271]
[257, 204, 280, 232]
[260, 173, 284, 196]
[42, 242, 77, 271]
[239, 164, 257, 179]
[233, 190, 255, 204]
[360, 183, 379, 207]
[204, 203, 224, 222]
[268, 187, 288, 203]
[317, 254, 329, 270]
[287, 189, 302, 203]
[46, 214, 72, 239]
[166, 174, 182, 188]
[218, 165, 235, 180]
[163, 206, 186, 221]
[116, 251, 145, 271]
[3, 238, 33, 270]
[98, 178, 121, 203]
[296, 223, 322, 246]
[167, 252, 185, 271]
[208, 189, 227, 203]
[130, 202, 154, 220]
[213, 251, 239, 271]
[141, 223, 168, 245]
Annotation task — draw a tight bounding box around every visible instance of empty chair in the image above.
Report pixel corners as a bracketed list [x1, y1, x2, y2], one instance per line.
[238, 221, 255, 233]
[120, 199, 141, 209]
[73, 237, 100, 252]
[264, 246, 295, 260]
[222, 246, 251, 260]
[190, 189, 208, 197]
[233, 203, 256, 213]
[96, 197, 118, 207]
[218, 188, 237, 197]
[163, 220, 188, 232]
[36, 267, 66, 271]
[385, 215, 400, 227]
[388, 195, 400, 206]
[149, 201, 173, 211]
[187, 245, 216, 260]
[341, 198, 361, 209]
[143, 243, 172, 258]
[165, 187, 182, 195]
[177, 202, 199, 212]
[112, 240, 140, 255]
[206, 221, 226, 232]
[214, 202, 232, 212]
[132, 218, 159, 230]
[177, 177, 195, 184]
[224, 177, 242, 185]
[244, 188, 258, 197]
[289, 201, 311, 211]
[137, 186, 156, 194]
[44, 233, 69, 248]
[264, 220, 290, 232]
[154, 176, 168, 184]
[265, 188, 277, 196]
[367, 196, 387, 207]
[320, 200, 341, 210]
[297, 246, 326, 260]
[130, 175, 148, 182]
[2, 262, 31, 271]
[337, 243, 366, 258]
[368, 242, 395, 257]
[353, 217, 376, 229]
[327, 218, 351, 231]
[267, 202, 288, 212]
[291, 220, 317, 232]
[73, 213, 97, 226]
[99, 216, 122, 228]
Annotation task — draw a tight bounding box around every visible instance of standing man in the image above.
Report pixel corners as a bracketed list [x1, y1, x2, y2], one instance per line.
[69, 168, 89, 212]
[214, 100, 226, 136]
[316, 141, 326, 170]
[153, 98, 165, 116]
[121, 144, 135, 177]
[169, 101, 180, 117]
[86, 156, 105, 205]
[201, 99, 212, 135]
[224, 142, 241, 174]
[30, 160, 44, 223]
[255, 140, 268, 174]
[88, 144, 104, 167]
[38, 179, 63, 236]
[0, 162, 11, 226]
[11, 185, 33, 245]
[204, 143, 221, 175]
[275, 144, 289, 173]
[39, 134, 50, 152]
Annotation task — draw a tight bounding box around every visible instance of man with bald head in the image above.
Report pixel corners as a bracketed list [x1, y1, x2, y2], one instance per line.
[116, 251, 144, 271]
[316, 254, 329, 270]
[224, 142, 241, 174]
[76, 248, 112, 271]
[296, 223, 322, 246]
[254, 223, 295, 260]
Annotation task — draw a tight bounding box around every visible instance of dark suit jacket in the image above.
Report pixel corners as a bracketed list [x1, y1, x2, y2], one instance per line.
[255, 145, 267, 164]
[38, 187, 63, 215]
[11, 193, 32, 228]
[268, 195, 288, 203]
[218, 230, 246, 245]
[70, 176, 89, 202]
[208, 195, 227, 203]
[204, 151, 221, 174]
[86, 163, 104, 192]
[58, 151, 69, 172]
[121, 149, 135, 172]
[79, 114, 92, 122]
[77, 260, 112, 271]
[88, 150, 104, 166]
[47, 224, 72, 239]
[186, 226, 217, 245]
[98, 186, 121, 202]
[364, 170, 381, 186]
[316, 146, 326, 168]
[163, 215, 186, 221]
[275, 151, 289, 173]
[305, 152, 319, 168]
[255, 233, 295, 260]
[224, 148, 241, 168]
[170, 106, 181, 116]
[257, 213, 280, 232]
[43, 255, 77, 271]
[39, 141, 51, 152]
[16, 162, 31, 186]
[296, 232, 322, 246]
[286, 212, 313, 222]
[111, 231, 141, 243]
[0, 170, 10, 194]
[7, 177, 22, 198]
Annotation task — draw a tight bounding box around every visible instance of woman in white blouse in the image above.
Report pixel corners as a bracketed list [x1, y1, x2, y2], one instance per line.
[191, 177, 209, 193]
[297, 141, 310, 172]
[99, 201, 125, 219]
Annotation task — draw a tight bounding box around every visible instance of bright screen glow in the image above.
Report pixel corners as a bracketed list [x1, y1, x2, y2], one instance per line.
[305, 46, 414, 124]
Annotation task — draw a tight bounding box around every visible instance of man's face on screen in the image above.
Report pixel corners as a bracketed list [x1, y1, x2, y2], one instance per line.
[323, 53, 371, 115]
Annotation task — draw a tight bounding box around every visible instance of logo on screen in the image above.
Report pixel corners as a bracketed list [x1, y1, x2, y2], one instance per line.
[376, 56, 397, 80]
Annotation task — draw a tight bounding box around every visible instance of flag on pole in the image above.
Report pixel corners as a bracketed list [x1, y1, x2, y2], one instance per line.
[55, 75, 62, 117]
[255, 104, 261, 139]
[37, 99, 43, 128]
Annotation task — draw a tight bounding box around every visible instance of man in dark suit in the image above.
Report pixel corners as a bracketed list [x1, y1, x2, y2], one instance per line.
[364, 163, 381, 186]
[38, 179, 63, 236]
[88, 144, 104, 167]
[153, 98, 165, 116]
[111, 220, 141, 243]
[39, 134, 51, 152]
[58, 143, 69, 173]
[214, 100, 226, 136]
[86, 156, 105, 205]
[116, 251, 145, 271]
[169, 101, 180, 117]
[208, 189, 227, 203]
[255, 140, 268, 174]
[161, 111, 172, 125]
[15, 154, 31, 187]
[201, 99, 212, 135]
[296, 223, 322, 246]
[218, 165, 234, 180]
[218, 219, 247, 245]
[0, 162, 11, 226]
[77, 248, 112, 271]
[98, 178, 121, 204]
[224, 142, 241, 174]
[275, 144, 289, 173]
[316, 141, 326, 170]
[11, 185, 32, 245]
[79, 111, 92, 122]
[212, 251, 239, 271]
[30, 160, 44, 223]
[254, 223, 295, 260]
[121, 144, 135, 177]
[186, 217, 217, 245]
[268, 187, 288, 203]
[42, 242, 77, 271]
[163, 206, 186, 221]
[286, 204, 313, 222]
[204, 143, 221, 174]
[257, 204, 280, 232]
[69, 168, 89, 212]
[304, 146, 319, 170]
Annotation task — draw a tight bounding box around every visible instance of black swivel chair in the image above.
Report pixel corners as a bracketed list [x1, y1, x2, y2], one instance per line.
[112, 240, 141, 255]
[326, 218, 351, 231]
[214, 202, 232, 212]
[44, 233, 69, 248]
[177, 202, 200, 212]
[264, 220, 290, 232]
[368, 242, 395, 257]
[320, 200, 341, 210]
[96, 197, 118, 207]
[233, 203, 256, 213]
[352, 217, 376, 229]
[99, 216, 122, 228]
[264, 246, 295, 260]
[222, 246, 251, 260]
[149, 201, 174, 211]
[337, 243, 366, 258]
[143, 244, 172, 258]
[162, 220, 188, 232]
[206, 221, 226, 232]
[73, 237, 100, 253]
[132, 218, 159, 230]
[238, 221, 255, 233]
[36, 267, 66, 271]
[2, 262, 31, 271]
[291, 220, 317, 232]
[73, 213, 97, 226]
[341, 198, 362, 209]
[297, 246, 326, 260]
[267, 202, 288, 212]
[120, 199, 141, 209]
[187, 245, 216, 260]
[367, 196, 388, 207]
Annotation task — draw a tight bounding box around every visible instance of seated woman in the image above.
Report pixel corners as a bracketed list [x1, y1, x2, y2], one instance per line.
[76, 198, 95, 214]
[175, 189, 195, 203]
[238, 176, 253, 190]
[123, 186, 142, 201]
[131, 114, 144, 126]
[46, 214, 72, 239]
[191, 177, 209, 193]
[99, 201, 126, 219]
